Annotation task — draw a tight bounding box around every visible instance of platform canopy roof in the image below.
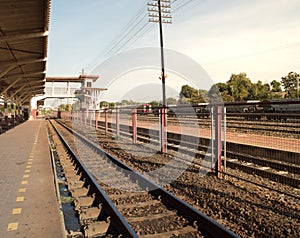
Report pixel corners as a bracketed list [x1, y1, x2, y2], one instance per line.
[0, 0, 50, 105]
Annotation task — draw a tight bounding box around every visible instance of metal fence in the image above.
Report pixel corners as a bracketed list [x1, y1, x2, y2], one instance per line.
[62, 100, 300, 190]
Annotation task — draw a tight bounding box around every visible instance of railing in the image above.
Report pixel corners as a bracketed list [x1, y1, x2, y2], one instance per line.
[44, 87, 79, 96]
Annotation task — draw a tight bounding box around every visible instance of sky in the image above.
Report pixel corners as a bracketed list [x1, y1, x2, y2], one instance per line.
[46, 0, 300, 102]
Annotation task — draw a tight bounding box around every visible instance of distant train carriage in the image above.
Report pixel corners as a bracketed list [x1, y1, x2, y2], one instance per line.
[152, 106, 175, 117]
[231, 99, 300, 121]
[264, 99, 300, 120]
[193, 103, 210, 119]
[136, 104, 152, 115]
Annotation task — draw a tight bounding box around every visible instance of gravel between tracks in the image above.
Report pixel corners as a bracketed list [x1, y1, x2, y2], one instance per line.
[66, 121, 300, 238]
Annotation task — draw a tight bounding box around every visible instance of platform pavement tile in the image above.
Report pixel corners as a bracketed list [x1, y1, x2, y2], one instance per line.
[0, 120, 64, 238]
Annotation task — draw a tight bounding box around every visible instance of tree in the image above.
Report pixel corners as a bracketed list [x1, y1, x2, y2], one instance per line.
[270, 80, 282, 92]
[166, 97, 177, 105]
[179, 84, 206, 104]
[179, 85, 197, 99]
[208, 83, 233, 102]
[121, 100, 129, 106]
[247, 83, 258, 100]
[109, 102, 116, 108]
[254, 81, 271, 100]
[248, 82, 271, 100]
[198, 89, 209, 102]
[59, 104, 69, 112]
[149, 100, 160, 107]
[227, 73, 252, 101]
[281, 72, 300, 98]
[208, 84, 222, 102]
[100, 101, 109, 108]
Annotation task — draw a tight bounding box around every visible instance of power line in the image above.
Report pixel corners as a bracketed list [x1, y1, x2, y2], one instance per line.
[114, 0, 183, 52]
[88, 0, 205, 71]
[87, 4, 147, 71]
[107, 18, 148, 56]
[111, 22, 150, 55]
[104, 0, 199, 56]
[103, 6, 147, 57]
[173, 0, 202, 12]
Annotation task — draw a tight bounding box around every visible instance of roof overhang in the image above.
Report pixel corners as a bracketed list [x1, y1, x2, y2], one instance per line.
[0, 0, 51, 105]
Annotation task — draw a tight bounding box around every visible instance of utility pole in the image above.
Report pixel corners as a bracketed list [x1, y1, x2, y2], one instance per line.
[148, 0, 172, 107]
[148, 0, 172, 153]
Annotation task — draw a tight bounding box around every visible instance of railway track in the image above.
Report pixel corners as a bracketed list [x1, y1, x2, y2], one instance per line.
[89, 119, 300, 189]
[48, 119, 239, 238]
[133, 115, 300, 138]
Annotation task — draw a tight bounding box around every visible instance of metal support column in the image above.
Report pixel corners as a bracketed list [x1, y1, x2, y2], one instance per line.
[51, 81, 54, 96]
[223, 107, 227, 177]
[211, 107, 214, 169]
[89, 110, 92, 127]
[214, 106, 222, 178]
[160, 107, 167, 154]
[4, 97, 9, 128]
[11, 103, 15, 125]
[84, 109, 87, 126]
[105, 109, 108, 134]
[132, 109, 137, 143]
[95, 110, 99, 129]
[116, 107, 120, 137]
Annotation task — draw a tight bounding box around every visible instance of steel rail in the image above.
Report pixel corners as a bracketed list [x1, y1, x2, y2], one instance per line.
[56, 119, 240, 238]
[49, 120, 138, 238]
[95, 120, 300, 187]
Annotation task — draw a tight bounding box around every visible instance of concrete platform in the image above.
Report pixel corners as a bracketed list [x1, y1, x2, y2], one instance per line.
[0, 119, 65, 238]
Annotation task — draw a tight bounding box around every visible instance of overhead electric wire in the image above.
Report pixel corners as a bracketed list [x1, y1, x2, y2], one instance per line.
[121, 0, 206, 51]
[89, 0, 206, 70]
[103, 5, 147, 57]
[112, 22, 151, 54]
[106, 16, 148, 56]
[172, 0, 202, 12]
[112, 0, 194, 52]
[87, 3, 147, 71]
[103, 0, 194, 57]
[123, 24, 155, 51]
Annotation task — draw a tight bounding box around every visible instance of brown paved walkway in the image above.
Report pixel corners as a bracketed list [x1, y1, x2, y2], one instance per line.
[0, 119, 64, 238]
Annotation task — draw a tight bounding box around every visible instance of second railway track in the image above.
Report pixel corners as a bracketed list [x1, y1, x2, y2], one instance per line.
[89, 118, 300, 189]
[135, 115, 300, 139]
[48, 119, 239, 238]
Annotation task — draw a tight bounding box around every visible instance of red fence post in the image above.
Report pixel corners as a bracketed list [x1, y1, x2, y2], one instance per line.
[105, 109, 108, 134]
[132, 109, 137, 143]
[116, 107, 120, 136]
[32, 109, 37, 120]
[214, 106, 223, 178]
[160, 107, 167, 154]
[89, 110, 92, 127]
[84, 109, 87, 126]
[95, 110, 99, 129]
